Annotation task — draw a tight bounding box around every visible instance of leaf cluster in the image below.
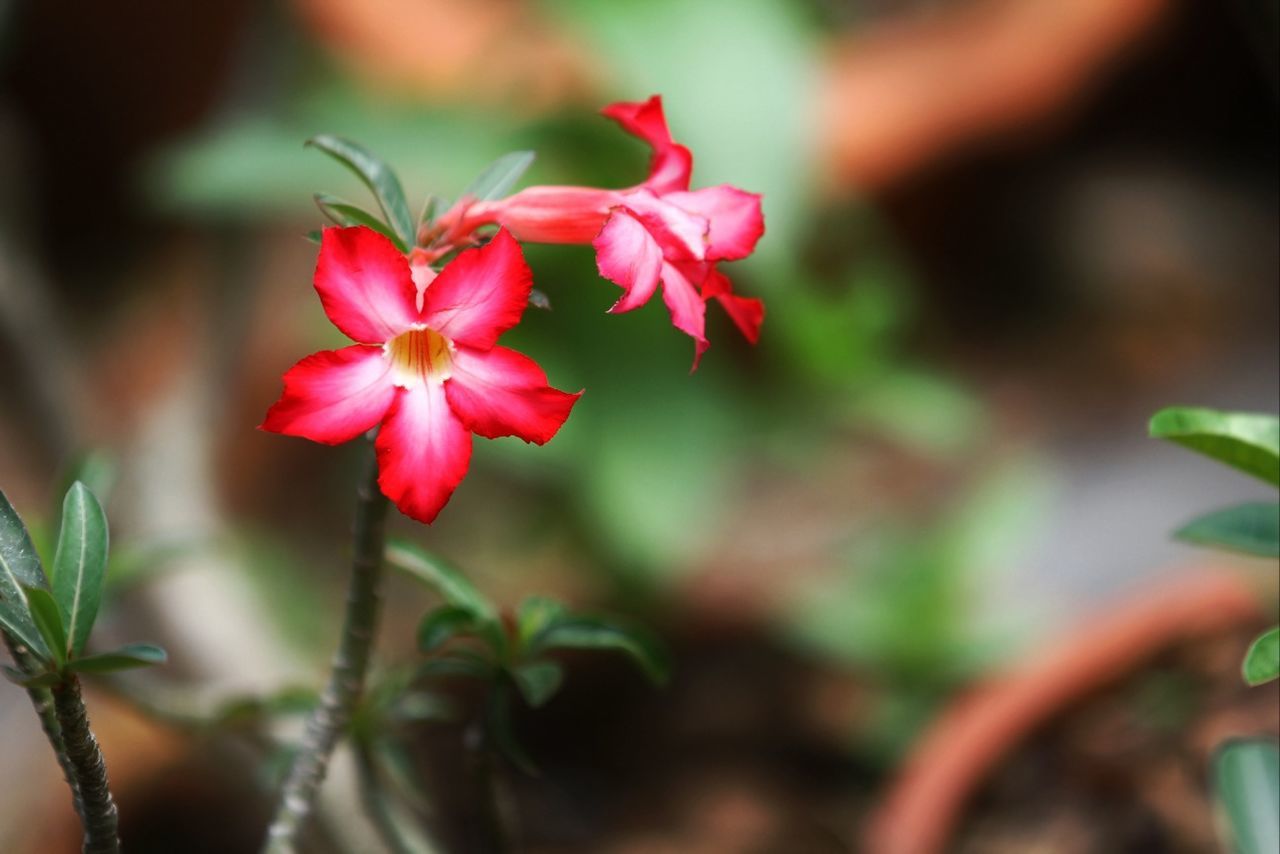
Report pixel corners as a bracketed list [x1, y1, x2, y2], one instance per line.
[386, 538, 668, 771]
[0, 485, 166, 688]
[1150, 407, 1279, 686]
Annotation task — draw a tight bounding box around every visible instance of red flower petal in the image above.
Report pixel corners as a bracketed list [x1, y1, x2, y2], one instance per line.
[314, 227, 421, 344]
[472, 186, 617, 244]
[260, 345, 396, 445]
[666, 185, 765, 262]
[594, 210, 664, 314]
[660, 261, 709, 368]
[617, 189, 708, 262]
[420, 229, 531, 351]
[445, 346, 581, 445]
[375, 383, 473, 524]
[703, 267, 764, 344]
[601, 95, 693, 194]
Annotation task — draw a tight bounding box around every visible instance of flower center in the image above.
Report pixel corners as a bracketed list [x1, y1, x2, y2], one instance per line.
[384, 327, 453, 387]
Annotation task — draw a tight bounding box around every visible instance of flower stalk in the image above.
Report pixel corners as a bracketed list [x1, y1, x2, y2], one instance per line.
[265, 446, 390, 852]
[50, 674, 121, 854]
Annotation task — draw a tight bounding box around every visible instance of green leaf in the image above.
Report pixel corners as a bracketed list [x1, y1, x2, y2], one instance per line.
[515, 596, 567, 651]
[419, 194, 442, 229]
[306, 134, 416, 250]
[1176, 503, 1280, 558]
[304, 230, 322, 244]
[1243, 627, 1280, 686]
[1150, 408, 1280, 486]
[460, 151, 534, 203]
[530, 616, 669, 684]
[1213, 739, 1280, 854]
[51, 482, 109, 658]
[417, 605, 476, 652]
[24, 587, 66, 667]
[1, 665, 59, 688]
[66, 643, 167, 674]
[313, 193, 408, 252]
[0, 490, 51, 658]
[512, 660, 564, 708]
[486, 681, 537, 775]
[415, 653, 492, 681]
[386, 539, 497, 621]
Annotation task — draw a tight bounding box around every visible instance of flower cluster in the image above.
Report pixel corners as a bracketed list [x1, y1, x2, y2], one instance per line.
[262, 96, 764, 523]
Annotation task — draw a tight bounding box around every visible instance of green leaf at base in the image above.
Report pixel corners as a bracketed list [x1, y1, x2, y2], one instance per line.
[24, 587, 66, 667]
[417, 605, 477, 653]
[67, 643, 167, 674]
[386, 539, 495, 620]
[313, 194, 408, 252]
[529, 615, 670, 685]
[52, 482, 109, 659]
[1, 664, 59, 688]
[306, 135, 416, 250]
[461, 151, 535, 203]
[1150, 408, 1280, 486]
[512, 660, 564, 708]
[1213, 738, 1280, 854]
[1175, 502, 1280, 558]
[0, 490, 52, 659]
[1243, 626, 1280, 686]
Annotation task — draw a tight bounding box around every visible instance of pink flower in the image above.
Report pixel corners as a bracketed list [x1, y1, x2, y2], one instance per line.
[261, 226, 581, 523]
[443, 96, 765, 366]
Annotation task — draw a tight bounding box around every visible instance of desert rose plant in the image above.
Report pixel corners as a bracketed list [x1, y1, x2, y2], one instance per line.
[0, 94, 765, 854]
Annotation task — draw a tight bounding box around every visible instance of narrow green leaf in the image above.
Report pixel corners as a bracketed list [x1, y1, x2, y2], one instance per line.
[1150, 408, 1280, 486]
[24, 587, 66, 667]
[512, 660, 564, 708]
[304, 230, 322, 244]
[419, 194, 442, 229]
[530, 615, 670, 684]
[386, 539, 496, 621]
[1243, 626, 1280, 686]
[487, 681, 538, 775]
[1213, 739, 1280, 854]
[313, 193, 408, 252]
[55, 451, 118, 513]
[66, 642, 167, 674]
[306, 135, 415, 250]
[0, 490, 51, 658]
[460, 151, 535, 203]
[1175, 502, 1280, 558]
[415, 654, 493, 682]
[51, 482, 109, 658]
[417, 605, 476, 652]
[1, 665, 59, 688]
[515, 596, 566, 652]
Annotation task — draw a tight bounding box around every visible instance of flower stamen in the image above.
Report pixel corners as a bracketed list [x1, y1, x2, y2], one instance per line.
[385, 328, 453, 387]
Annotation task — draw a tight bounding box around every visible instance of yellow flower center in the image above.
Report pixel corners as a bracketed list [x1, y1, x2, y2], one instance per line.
[384, 327, 453, 387]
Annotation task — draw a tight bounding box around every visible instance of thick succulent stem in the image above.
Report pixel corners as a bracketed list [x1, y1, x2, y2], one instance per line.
[3, 631, 83, 814]
[264, 448, 389, 852]
[51, 675, 121, 854]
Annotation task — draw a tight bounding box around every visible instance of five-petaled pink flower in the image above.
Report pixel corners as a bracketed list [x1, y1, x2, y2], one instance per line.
[261, 226, 581, 523]
[439, 96, 765, 366]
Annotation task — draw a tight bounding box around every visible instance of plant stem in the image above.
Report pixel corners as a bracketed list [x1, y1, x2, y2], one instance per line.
[51, 674, 121, 854]
[3, 631, 82, 809]
[265, 448, 390, 853]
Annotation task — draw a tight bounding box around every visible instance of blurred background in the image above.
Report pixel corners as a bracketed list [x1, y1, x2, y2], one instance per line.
[0, 0, 1276, 851]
